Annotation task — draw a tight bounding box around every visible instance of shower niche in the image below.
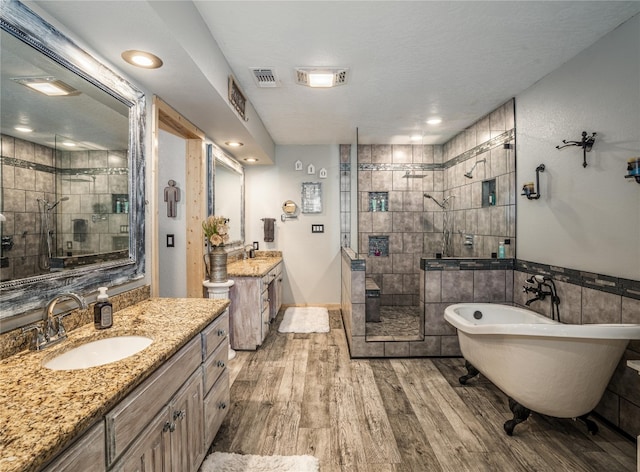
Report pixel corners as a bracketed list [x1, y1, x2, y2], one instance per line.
[482, 179, 497, 207]
[368, 192, 388, 212]
[368, 235, 389, 257]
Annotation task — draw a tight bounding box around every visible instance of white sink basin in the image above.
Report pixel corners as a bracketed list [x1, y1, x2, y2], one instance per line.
[43, 335, 153, 371]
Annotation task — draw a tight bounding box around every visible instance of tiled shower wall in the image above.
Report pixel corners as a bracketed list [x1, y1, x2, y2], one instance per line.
[357, 99, 516, 306]
[0, 134, 128, 281]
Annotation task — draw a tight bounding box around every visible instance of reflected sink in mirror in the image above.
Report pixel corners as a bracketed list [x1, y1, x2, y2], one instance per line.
[43, 335, 152, 371]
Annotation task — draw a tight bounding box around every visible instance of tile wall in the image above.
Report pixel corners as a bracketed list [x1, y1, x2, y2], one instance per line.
[0, 134, 129, 281]
[357, 100, 516, 308]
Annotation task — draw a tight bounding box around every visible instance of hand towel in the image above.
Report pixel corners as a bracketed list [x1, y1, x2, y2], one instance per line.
[263, 218, 275, 242]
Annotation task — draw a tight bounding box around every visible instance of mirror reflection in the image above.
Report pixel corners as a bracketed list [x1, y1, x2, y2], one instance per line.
[0, 27, 130, 282]
[210, 144, 244, 246]
[0, 0, 145, 325]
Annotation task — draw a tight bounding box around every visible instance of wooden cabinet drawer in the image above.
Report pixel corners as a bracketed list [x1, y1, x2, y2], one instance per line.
[202, 340, 228, 393]
[105, 336, 202, 466]
[203, 372, 230, 448]
[201, 310, 229, 359]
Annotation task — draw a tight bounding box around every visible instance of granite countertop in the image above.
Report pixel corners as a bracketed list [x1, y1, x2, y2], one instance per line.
[0, 297, 230, 472]
[226, 254, 282, 277]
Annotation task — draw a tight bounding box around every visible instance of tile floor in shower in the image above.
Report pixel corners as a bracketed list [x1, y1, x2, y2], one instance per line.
[366, 305, 423, 341]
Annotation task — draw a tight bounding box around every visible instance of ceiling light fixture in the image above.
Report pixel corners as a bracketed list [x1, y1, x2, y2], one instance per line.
[14, 126, 33, 133]
[62, 141, 77, 147]
[410, 135, 423, 142]
[121, 50, 163, 69]
[427, 117, 442, 125]
[13, 77, 79, 96]
[225, 141, 243, 147]
[295, 68, 348, 88]
[244, 157, 258, 163]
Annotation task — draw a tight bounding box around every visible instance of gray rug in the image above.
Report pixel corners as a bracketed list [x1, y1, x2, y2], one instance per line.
[200, 452, 319, 472]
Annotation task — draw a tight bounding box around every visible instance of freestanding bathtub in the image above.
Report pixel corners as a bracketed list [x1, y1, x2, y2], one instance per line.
[444, 303, 640, 435]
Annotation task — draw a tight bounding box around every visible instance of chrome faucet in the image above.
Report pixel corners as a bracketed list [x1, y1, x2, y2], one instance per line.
[243, 244, 255, 260]
[22, 292, 88, 350]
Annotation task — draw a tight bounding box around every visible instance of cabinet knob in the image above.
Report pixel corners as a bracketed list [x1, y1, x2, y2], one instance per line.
[217, 329, 226, 337]
[218, 402, 227, 410]
[173, 409, 185, 421]
[163, 421, 176, 433]
[217, 360, 225, 368]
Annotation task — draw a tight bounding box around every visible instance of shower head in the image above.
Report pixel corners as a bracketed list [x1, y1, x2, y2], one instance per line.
[403, 170, 426, 179]
[47, 197, 70, 210]
[464, 159, 486, 179]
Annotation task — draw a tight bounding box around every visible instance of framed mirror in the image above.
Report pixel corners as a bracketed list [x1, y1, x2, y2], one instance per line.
[207, 143, 244, 248]
[0, 1, 145, 325]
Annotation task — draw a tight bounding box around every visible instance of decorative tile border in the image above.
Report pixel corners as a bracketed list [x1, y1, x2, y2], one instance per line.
[421, 257, 515, 271]
[0, 156, 128, 176]
[442, 129, 515, 169]
[516, 259, 640, 300]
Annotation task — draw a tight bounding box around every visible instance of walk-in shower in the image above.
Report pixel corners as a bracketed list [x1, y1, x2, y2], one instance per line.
[37, 196, 68, 270]
[424, 194, 456, 257]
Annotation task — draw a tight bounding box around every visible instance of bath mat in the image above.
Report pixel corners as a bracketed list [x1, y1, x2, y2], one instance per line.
[199, 452, 319, 472]
[278, 306, 330, 333]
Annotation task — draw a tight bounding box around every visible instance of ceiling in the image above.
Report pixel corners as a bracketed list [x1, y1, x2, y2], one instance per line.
[26, 1, 640, 160]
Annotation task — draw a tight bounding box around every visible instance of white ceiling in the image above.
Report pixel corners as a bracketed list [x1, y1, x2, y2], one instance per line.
[27, 1, 640, 158]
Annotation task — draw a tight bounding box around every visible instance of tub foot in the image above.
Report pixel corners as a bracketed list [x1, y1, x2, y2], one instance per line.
[504, 398, 531, 436]
[459, 361, 479, 385]
[577, 414, 599, 435]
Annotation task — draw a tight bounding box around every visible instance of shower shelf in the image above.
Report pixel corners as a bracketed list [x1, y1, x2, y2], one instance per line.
[368, 235, 389, 257]
[369, 192, 388, 212]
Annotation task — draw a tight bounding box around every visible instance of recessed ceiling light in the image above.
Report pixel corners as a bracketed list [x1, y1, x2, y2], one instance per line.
[244, 157, 258, 163]
[410, 135, 423, 142]
[225, 141, 243, 147]
[62, 141, 77, 147]
[13, 77, 79, 96]
[121, 50, 163, 69]
[14, 126, 33, 133]
[427, 118, 442, 125]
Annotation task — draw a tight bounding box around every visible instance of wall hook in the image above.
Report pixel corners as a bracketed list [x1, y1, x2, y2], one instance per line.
[522, 164, 545, 200]
[556, 131, 596, 168]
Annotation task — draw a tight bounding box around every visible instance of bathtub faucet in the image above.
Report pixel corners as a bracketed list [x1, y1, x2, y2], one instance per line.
[523, 275, 561, 321]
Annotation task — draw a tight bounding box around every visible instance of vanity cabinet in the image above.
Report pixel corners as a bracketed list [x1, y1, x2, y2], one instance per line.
[42, 422, 105, 472]
[229, 262, 283, 350]
[42, 310, 230, 472]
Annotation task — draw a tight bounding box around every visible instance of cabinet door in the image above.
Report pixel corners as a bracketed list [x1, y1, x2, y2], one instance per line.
[170, 370, 205, 472]
[112, 409, 171, 472]
[229, 277, 262, 349]
[42, 422, 105, 472]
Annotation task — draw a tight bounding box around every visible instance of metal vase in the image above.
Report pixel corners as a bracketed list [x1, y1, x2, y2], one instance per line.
[205, 245, 227, 283]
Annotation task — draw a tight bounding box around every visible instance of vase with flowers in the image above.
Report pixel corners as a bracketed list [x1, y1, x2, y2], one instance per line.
[202, 215, 230, 282]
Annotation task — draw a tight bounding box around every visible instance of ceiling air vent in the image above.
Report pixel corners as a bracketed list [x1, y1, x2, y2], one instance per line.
[250, 68, 280, 88]
[295, 68, 349, 88]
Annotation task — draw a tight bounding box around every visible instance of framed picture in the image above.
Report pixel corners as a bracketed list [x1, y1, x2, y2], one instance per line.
[295, 159, 303, 171]
[319, 168, 327, 178]
[301, 182, 322, 213]
[307, 163, 315, 174]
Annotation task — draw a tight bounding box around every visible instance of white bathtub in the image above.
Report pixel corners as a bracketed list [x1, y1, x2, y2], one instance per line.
[444, 303, 640, 433]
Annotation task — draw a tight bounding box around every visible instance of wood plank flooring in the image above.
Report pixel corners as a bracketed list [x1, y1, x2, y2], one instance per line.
[211, 309, 637, 471]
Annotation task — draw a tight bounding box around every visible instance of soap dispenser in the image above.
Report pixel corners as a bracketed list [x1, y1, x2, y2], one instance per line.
[94, 287, 113, 329]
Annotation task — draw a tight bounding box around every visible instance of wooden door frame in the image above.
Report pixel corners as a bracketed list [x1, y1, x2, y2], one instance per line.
[151, 96, 206, 297]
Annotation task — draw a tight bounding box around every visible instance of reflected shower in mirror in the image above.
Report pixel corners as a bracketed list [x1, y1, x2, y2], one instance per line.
[1, 23, 129, 280]
[0, 1, 145, 324]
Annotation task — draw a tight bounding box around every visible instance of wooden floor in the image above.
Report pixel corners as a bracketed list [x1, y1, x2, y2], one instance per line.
[211, 310, 637, 471]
